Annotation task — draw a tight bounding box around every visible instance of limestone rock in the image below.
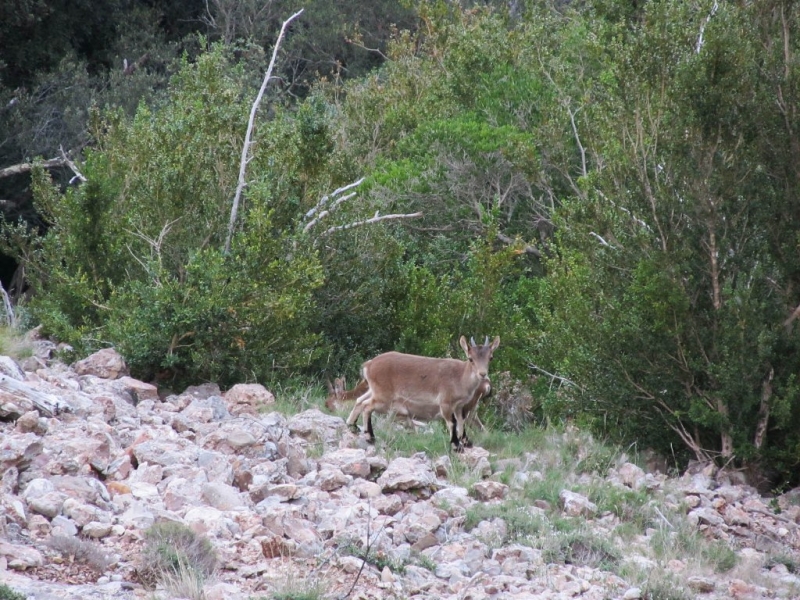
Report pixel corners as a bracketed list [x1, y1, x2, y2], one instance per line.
[223, 383, 275, 416]
[73, 348, 128, 379]
[377, 455, 438, 493]
[559, 489, 598, 517]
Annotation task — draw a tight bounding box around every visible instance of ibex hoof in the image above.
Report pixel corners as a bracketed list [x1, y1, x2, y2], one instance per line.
[452, 442, 466, 453]
[348, 423, 360, 433]
[461, 438, 473, 449]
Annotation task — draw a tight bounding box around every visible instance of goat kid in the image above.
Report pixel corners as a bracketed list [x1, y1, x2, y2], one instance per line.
[346, 336, 500, 451]
[325, 377, 369, 412]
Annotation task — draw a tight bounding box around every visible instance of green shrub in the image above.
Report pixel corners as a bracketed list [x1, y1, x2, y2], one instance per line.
[541, 530, 620, 569]
[0, 584, 26, 600]
[137, 521, 217, 590]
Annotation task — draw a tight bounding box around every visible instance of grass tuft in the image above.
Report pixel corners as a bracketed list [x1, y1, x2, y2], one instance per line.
[47, 534, 114, 572]
[0, 584, 26, 600]
[137, 521, 217, 594]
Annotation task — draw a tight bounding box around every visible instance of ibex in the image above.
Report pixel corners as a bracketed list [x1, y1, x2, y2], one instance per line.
[346, 336, 500, 451]
[325, 377, 369, 412]
[328, 375, 486, 432]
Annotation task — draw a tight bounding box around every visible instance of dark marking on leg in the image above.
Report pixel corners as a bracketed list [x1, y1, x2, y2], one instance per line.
[366, 411, 376, 443]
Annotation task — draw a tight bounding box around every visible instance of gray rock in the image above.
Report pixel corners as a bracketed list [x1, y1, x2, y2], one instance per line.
[0, 540, 44, 569]
[182, 395, 230, 422]
[287, 408, 346, 446]
[27, 491, 66, 518]
[377, 455, 437, 493]
[559, 489, 598, 517]
[201, 481, 247, 510]
[73, 348, 128, 379]
[471, 480, 508, 501]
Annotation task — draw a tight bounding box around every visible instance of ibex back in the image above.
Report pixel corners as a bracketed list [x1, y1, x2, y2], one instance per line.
[346, 336, 500, 451]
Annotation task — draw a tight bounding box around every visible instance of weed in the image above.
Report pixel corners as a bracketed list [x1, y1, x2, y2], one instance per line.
[340, 540, 407, 575]
[137, 521, 217, 591]
[640, 577, 693, 600]
[47, 534, 113, 572]
[270, 582, 324, 600]
[521, 470, 568, 508]
[0, 584, 26, 600]
[766, 551, 800, 574]
[412, 552, 437, 572]
[476, 425, 546, 458]
[464, 501, 546, 545]
[376, 418, 445, 460]
[0, 326, 34, 360]
[266, 382, 324, 416]
[157, 555, 210, 600]
[543, 530, 621, 569]
[650, 521, 737, 573]
[588, 483, 654, 531]
[707, 540, 738, 573]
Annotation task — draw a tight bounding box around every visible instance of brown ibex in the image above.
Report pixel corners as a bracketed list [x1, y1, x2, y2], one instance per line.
[325, 377, 369, 412]
[346, 336, 500, 451]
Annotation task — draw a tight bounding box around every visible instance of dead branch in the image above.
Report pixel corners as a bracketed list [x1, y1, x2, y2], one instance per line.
[695, 0, 719, 54]
[303, 177, 366, 233]
[0, 373, 63, 417]
[317, 211, 423, 238]
[783, 301, 800, 330]
[305, 178, 365, 220]
[0, 157, 68, 179]
[754, 366, 774, 450]
[590, 231, 616, 249]
[496, 232, 541, 258]
[224, 9, 304, 254]
[60, 146, 86, 183]
[528, 363, 583, 391]
[0, 281, 15, 327]
[303, 192, 357, 233]
[0, 150, 86, 183]
[122, 53, 150, 76]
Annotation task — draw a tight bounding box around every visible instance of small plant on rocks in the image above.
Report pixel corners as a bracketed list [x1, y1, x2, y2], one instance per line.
[47, 534, 114, 572]
[137, 521, 217, 595]
[0, 584, 26, 600]
[542, 529, 621, 570]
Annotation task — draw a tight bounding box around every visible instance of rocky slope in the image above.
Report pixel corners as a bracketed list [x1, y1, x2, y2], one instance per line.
[1, 346, 800, 600]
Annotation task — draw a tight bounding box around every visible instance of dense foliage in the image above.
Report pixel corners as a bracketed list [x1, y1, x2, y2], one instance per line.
[2, 0, 800, 482]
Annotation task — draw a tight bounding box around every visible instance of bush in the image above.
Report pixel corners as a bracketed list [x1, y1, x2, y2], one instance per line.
[137, 521, 217, 590]
[0, 584, 26, 600]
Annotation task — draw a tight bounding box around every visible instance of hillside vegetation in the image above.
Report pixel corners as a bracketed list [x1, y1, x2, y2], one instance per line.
[1, 0, 800, 483]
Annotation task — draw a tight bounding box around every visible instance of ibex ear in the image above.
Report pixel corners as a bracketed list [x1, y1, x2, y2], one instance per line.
[459, 335, 470, 355]
[491, 336, 500, 351]
[326, 379, 335, 393]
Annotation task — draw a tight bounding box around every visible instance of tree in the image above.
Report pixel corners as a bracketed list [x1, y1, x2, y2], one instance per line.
[538, 0, 800, 479]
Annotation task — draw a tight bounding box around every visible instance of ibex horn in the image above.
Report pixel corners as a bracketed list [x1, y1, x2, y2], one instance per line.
[484, 336, 489, 346]
[470, 337, 476, 347]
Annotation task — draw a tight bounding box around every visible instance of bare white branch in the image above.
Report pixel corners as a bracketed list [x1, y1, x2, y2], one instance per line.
[303, 191, 357, 233]
[567, 106, 587, 178]
[696, 0, 719, 54]
[318, 212, 423, 238]
[0, 150, 85, 182]
[60, 145, 86, 183]
[0, 281, 15, 327]
[225, 9, 304, 254]
[590, 231, 616, 249]
[529, 363, 584, 392]
[304, 177, 365, 219]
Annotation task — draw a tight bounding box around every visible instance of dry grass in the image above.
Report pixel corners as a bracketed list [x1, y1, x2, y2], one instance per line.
[137, 521, 217, 594]
[47, 534, 114, 572]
